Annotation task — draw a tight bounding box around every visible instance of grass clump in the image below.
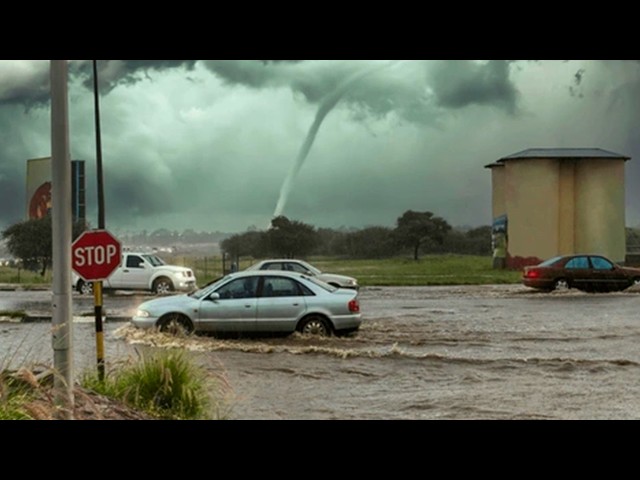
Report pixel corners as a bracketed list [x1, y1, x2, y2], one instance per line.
[82, 350, 223, 420]
[0, 368, 49, 420]
[0, 382, 33, 419]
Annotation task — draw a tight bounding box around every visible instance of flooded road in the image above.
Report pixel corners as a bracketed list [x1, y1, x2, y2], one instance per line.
[2, 284, 640, 419]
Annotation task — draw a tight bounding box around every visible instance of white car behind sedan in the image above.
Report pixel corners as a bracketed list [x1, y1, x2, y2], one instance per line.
[245, 259, 359, 290]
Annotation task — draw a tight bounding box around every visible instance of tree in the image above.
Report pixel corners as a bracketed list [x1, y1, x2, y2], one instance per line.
[343, 226, 395, 258]
[2, 215, 86, 276]
[394, 210, 451, 260]
[221, 230, 266, 263]
[266, 216, 317, 258]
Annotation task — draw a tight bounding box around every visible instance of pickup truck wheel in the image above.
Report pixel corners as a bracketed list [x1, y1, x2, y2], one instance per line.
[158, 313, 194, 336]
[153, 277, 174, 295]
[77, 280, 93, 295]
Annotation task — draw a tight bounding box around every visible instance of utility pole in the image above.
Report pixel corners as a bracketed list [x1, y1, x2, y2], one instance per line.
[50, 60, 74, 417]
[92, 60, 107, 381]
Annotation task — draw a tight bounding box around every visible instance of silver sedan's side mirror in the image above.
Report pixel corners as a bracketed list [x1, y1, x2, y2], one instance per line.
[209, 292, 220, 301]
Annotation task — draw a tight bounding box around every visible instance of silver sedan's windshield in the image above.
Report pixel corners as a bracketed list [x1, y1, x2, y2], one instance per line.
[190, 276, 228, 299]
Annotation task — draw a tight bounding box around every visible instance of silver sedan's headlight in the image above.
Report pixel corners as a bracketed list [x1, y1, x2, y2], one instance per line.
[136, 309, 150, 318]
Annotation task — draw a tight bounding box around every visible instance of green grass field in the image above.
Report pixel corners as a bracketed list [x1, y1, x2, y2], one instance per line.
[180, 254, 522, 287]
[0, 254, 523, 289]
[0, 267, 51, 286]
[306, 255, 522, 286]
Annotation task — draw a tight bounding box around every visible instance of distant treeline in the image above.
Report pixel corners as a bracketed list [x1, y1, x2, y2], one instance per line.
[118, 221, 640, 260]
[220, 213, 492, 261]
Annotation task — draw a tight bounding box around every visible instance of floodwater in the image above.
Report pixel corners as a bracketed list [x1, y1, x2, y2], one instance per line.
[1, 284, 640, 419]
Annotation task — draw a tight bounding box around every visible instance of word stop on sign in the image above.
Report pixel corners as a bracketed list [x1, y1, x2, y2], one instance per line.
[74, 244, 119, 266]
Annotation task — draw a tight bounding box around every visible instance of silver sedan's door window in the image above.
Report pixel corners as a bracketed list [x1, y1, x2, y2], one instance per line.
[217, 277, 258, 299]
[197, 277, 258, 332]
[256, 276, 307, 332]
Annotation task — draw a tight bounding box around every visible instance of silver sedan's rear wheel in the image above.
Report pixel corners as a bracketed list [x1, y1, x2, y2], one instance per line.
[158, 313, 194, 336]
[297, 315, 332, 337]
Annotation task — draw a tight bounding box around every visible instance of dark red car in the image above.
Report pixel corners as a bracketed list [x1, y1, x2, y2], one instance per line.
[522, 254, 640, 292]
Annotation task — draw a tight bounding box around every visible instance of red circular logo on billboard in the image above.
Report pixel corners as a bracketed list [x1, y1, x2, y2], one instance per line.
[29, 181, 52, 219]
[72, 230, 122, 281]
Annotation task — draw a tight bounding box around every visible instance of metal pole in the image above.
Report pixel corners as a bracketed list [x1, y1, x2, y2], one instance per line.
[50, 60, 74, 417]
[92, 59, 106, 380]
[93, 60, 105, 230]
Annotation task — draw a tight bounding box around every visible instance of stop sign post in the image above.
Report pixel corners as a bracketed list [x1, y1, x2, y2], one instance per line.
[72, 229, 121, 281]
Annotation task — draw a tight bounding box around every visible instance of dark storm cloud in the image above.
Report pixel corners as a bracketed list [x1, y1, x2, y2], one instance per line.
[0, 60, 199, 107]
[0, 62, 50, 108]
[600, 60, 640, 226]
[429, 60, 519, 114]
[104, 168, 175, 222]
[74, 60, 198, 92]
[202, 60, 440, 125]
[3, 60, 639, 233]
[0, 174, 23, 225]
[203, 60, 521, 125]
[202, 59, 343, 99]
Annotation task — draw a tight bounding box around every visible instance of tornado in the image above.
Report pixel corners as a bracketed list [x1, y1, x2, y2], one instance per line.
[272, 62, 396, 219]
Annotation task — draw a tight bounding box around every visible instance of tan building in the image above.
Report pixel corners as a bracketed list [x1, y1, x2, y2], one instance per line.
[485, 148, 630, 269]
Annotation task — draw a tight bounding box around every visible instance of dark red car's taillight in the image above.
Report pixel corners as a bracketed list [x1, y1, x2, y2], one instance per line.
[524, 269, 540, 279]
[348, 299, 360, 313]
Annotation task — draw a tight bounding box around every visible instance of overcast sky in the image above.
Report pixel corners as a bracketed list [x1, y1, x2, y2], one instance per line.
[1, 60, 638, 234]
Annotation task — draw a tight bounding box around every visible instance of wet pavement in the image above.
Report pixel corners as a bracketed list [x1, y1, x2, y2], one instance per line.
[2, 284, 640, 419]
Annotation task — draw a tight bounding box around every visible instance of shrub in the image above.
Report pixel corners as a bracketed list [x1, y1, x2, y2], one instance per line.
[82, 350, 225, 420]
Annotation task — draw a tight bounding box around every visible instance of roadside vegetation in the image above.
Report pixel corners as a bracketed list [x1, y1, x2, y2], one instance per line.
[0, 267, 50, 286]
[1, 350, 230, 420]
[81, 350, 229, 420]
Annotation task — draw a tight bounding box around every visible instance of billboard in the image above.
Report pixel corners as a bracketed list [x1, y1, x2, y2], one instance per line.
[26, 157, 86, 222]
[26, 157, 52, 219]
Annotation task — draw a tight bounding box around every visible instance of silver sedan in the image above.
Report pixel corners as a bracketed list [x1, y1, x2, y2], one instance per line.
[131, 270, 362, 337]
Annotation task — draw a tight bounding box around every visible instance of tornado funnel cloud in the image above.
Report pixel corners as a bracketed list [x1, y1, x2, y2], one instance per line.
[272, 62, 396, 219]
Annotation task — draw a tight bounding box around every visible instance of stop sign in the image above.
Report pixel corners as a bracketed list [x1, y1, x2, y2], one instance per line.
[72, 229, 122, 281]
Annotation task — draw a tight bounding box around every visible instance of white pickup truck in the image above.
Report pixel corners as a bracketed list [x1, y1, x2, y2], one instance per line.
[73, 252, 197, 295]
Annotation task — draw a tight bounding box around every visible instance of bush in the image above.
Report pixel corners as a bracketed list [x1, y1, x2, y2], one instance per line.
[82, 350, 226, 420]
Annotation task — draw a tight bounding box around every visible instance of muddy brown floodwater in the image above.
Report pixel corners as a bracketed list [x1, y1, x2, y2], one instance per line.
[2, 284, 640, 419]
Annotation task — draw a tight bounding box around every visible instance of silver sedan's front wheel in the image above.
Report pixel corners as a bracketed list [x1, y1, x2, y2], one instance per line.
[158, 313, 194, 336]
[297, 315, 332, 337]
